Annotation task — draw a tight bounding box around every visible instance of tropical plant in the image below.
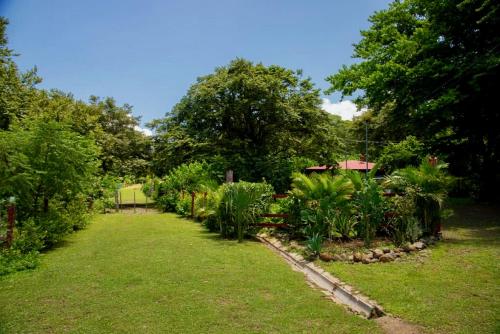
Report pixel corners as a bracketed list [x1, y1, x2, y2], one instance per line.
[306, 233, 323, 257]
[175, 196, 192, 217]
[195, 190, 221, 231]
[333, 213, 358, 240]
[387, 192, 422, 246]
[343, 170, 385, 246]
[217, 182, 273, 242]
[384, 158, 453, 235]
[291, 172, 355, 239]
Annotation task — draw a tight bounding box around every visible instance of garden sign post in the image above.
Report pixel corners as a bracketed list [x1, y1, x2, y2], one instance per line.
[226, 170, 234, 183]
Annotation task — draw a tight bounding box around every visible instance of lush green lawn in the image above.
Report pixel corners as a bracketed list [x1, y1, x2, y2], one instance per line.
[319, 203, 500, 334]
[118, 184, 154, 204]
[0, 213, 379, 333]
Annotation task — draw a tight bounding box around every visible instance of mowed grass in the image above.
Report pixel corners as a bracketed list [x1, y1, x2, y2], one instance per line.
[0, 213, 379, 334]
[319, 203, 500, 334]
[119, 184, 154, 204]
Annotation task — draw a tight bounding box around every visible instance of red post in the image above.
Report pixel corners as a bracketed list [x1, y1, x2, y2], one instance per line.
[6, 204, 15, 248]
[191, 192, 196, 218]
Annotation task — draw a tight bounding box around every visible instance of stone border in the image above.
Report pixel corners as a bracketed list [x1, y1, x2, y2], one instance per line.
[257, 235, 385, 319]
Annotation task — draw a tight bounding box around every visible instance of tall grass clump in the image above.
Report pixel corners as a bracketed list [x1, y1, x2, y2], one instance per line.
[217, 182, 273, 242]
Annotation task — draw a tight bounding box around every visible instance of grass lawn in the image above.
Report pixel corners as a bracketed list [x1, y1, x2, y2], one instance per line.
[119, 184, 154, 204]
[318, 202, 500, 334]
[0, 213, 379, 333]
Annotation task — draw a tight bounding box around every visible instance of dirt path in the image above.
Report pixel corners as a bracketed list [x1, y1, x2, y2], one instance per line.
[376, 316, 423, 334]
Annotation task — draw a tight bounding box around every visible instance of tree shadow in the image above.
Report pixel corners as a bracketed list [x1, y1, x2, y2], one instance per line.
[41, 239, 75, 253]
[195, 228, 261, 246]
[442, 203, 500, 246]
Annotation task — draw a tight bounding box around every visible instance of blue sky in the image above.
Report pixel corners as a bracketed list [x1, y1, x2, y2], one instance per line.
[1, 0, 392, 128]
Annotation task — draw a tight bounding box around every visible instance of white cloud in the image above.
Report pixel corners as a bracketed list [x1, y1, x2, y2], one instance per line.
[134, 125, 153, 137]
[321, 98, 364, 121]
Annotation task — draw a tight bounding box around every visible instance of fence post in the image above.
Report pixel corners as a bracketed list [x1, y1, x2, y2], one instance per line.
[133, 191, 136, 213]
[191, 192, 196, 218]
[115, 191, 119, 212]
[6, 204, 15, 248]
[119, 191, 122, 212]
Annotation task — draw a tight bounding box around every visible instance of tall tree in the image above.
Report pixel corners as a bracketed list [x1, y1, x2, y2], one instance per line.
[152, 58, 343, 186]
[326, 0, 500, 200]
[0, 18, 40, 130]
[90, 96, 152, 177]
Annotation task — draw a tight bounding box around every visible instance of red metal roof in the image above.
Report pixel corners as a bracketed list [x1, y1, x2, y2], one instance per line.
[338, 160, 375, 170]
[305, 160, 375, 172]
[305, 165, 335, 171]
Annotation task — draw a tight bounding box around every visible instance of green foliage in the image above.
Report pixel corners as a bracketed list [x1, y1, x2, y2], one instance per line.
[194, 190, 220, 230]
[217, 181, 274, 242]
[384, 158, 453, 235]
[0, 249, 39, 276]
[376, 136, 425, 174]
[278, 196, 304, 238]
[291, 172, 355, 238]
[11, 218, 46, 253]
[0, 18, 151, 276]
[387, 192, 422, 246]
[0, 120, 98, 272]
[93, 175, 121, 212]
[291, 173, 354, 211]
[175, 196, 192, 217]
[306, 233, 323, 257]
[89, 96, 152, 178]
[155, 161, 219, 212]
[344, 171, 385, 246]
[326, 0, 500, 199]
[332, 213, 358, 240]
[150, 58, 345, 185]
[0, 18, 40, 131]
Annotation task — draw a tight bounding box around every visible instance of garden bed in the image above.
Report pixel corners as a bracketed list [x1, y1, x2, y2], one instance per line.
[267, 230, 436, 265]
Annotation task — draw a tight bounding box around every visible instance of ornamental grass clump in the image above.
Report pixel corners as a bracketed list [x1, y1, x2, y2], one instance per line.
[217, 182, 273, 242]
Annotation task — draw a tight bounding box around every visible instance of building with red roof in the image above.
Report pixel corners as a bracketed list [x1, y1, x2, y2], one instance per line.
[305, 160, 375, 173]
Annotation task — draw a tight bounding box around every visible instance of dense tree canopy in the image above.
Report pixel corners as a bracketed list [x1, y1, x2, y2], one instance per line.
[0, 17, 152, 261]
[326, 0, 500, 199]
[151, 59, 345, 189]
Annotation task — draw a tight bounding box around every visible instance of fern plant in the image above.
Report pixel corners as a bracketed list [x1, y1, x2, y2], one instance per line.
[291, 172, 354, 239]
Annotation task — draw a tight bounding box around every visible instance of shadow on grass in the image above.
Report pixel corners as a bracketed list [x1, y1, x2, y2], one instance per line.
[41, 239, 75, 253]
[195, 228, 261, 246]
[443, 203, 500, 246]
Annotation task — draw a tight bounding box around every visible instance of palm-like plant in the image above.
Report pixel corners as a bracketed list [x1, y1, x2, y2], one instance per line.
[291, 173, 354, 238]
[343, 170, 385, 246]
[384, 158, 453, 235]
[217, 182, 273, 242]
[291, 173, 354, 211]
